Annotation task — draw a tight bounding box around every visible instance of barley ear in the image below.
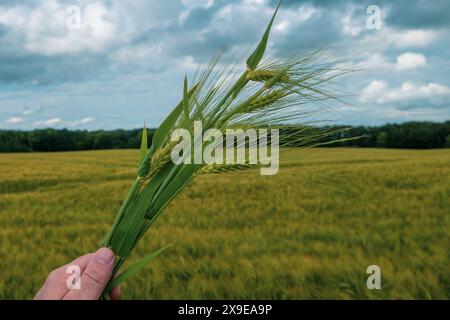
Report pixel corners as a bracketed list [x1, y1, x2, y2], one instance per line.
[264, 67, 290, 89]
[246, 0, 282, 70]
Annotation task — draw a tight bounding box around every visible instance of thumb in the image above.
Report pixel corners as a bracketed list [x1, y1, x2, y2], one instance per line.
[64, 247, 115, 300]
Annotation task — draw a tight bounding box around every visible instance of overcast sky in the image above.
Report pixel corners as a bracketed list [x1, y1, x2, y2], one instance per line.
[0, 0, 449, 130]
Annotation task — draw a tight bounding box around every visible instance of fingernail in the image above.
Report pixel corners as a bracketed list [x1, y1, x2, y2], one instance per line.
[95, 248, 114, 265]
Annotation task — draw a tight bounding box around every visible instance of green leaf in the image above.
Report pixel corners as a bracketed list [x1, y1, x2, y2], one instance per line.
[232, 72, 250, 98]
[110, 165, 172, 258]
[146, 164, 200, 221]
[101, 178, 142, 247]
[104, 242, 175, 294]
[183, 75, 190, 125]
[151, 83, 198, 152]
[139, 125, 148, 167]
[246, 0, 282, 70]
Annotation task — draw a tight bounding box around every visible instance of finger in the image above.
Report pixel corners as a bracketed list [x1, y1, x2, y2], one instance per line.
[33, 287, 44, 300]
[64, 248, 115, 300]
[71, 254, 94, 272]
[109, 286, 121, 300]
[34, 253, 93, 300]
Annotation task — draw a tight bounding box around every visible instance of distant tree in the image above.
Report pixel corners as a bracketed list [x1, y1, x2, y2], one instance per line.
[0, 122, 449, 152]
[0, 131, 29, 152]
[376, 131, 388, 147]
[93, 131, 118, 149]
[445, 134, 450, 148]
[28, 129, 74, 151]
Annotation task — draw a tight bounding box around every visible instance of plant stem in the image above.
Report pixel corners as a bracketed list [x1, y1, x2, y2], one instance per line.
[101, 257, 125, 299]
[102, 177, 142, 247]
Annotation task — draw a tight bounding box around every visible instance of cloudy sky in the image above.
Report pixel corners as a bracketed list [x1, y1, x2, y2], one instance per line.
[0, 0, 449, 130]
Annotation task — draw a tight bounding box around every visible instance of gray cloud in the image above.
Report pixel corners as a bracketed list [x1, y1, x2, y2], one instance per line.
[1, 0, 448, 84]
[0, 51, 111, 84]
[270, 0, 450, 29]
[385, 0, 450, 29]
[0, 0, 449, 128]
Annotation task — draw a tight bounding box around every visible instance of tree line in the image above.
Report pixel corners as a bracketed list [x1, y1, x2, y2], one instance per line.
[325, 121, 450, 149]
[0, 128, 155, 152]
[0, 121, 449, 153]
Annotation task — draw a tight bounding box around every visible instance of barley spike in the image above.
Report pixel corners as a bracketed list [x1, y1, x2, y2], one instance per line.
[197, 164, 257, 174]
[246, 69, 289, 83]
[246, 90, 285, 112]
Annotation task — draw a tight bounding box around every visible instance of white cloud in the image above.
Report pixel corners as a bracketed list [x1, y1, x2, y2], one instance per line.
[362, 53, 426, 72]
[359, 80, 387, 103]
[341, 11, 363, 37]
[38, 118, 64, 126]
[274, 20, 290, 33]
[378, 82, 450, 104]
[34, 117, 95, 127]
[394, 52, 427, 71]
[72, 117, 95, 126]
[181, 0, 214, 9]
[274, 5, 316, 35]
[394, 30, 438, 48]
[0, 1, 129, 55]
[359, 28, 438, 52]
[360, 81, 450, 105]
[6, 116, 25, 124]
[363, 54, 391, 70]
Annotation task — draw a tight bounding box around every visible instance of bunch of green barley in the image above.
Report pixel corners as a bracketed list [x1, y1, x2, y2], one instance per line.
[99, 0, 354, 298]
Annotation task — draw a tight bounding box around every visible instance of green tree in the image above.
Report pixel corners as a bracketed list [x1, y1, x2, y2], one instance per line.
[445, 134, 450, 148]
[376, 131, 388, 147]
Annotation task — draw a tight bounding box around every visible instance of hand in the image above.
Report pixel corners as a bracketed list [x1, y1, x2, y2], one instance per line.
[34, 247, 120, 300]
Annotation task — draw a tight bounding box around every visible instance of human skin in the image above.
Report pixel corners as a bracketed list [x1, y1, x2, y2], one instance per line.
[34, 247, 120, 300]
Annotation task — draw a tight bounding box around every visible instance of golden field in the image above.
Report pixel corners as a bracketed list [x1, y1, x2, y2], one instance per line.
[0, 148, 448, 299]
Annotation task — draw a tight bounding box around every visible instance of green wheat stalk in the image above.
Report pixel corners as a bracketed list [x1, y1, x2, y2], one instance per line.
[99, 0, 355, 298]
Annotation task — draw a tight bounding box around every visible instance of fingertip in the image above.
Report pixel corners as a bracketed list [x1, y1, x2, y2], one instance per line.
[94, 247, 115, 266]
[109, 286, 121, 300]
[63, 248, 116, 300]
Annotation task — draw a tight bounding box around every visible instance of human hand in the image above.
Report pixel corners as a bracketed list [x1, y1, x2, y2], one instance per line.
[34, 247, 120, 300]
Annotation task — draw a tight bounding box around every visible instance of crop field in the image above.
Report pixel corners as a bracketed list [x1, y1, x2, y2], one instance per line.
[0, 148, 448, 299]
